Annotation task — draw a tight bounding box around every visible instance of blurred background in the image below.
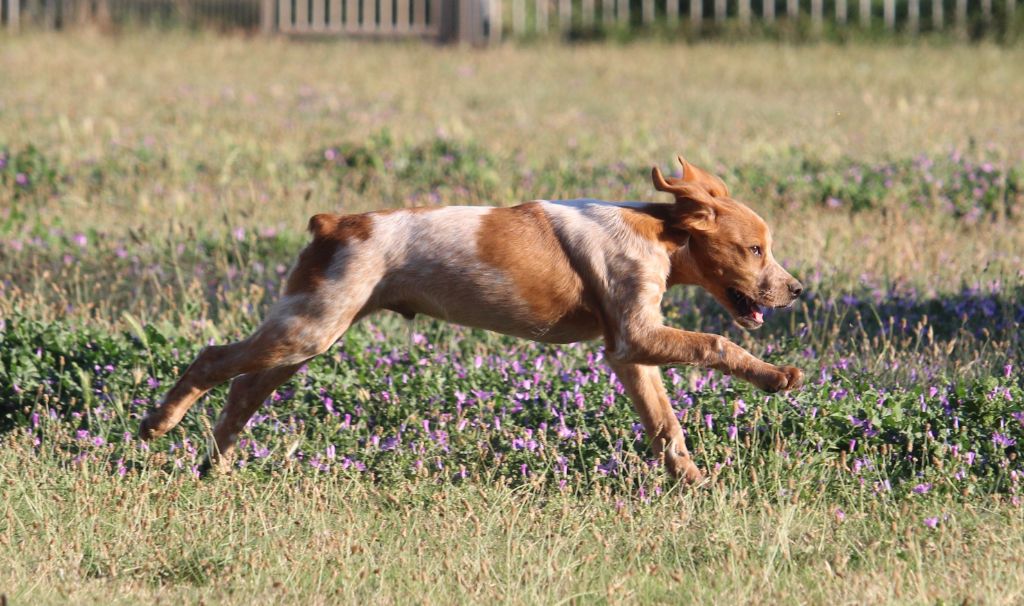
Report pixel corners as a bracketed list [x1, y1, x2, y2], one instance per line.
[3, 0, 1022, 41]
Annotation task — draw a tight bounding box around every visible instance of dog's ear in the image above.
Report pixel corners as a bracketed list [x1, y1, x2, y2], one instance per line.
[675, 199, 718, 233]
[677, 156, 730, 198]
[653, 156, 730, 198]
[652, 164, 719, 233]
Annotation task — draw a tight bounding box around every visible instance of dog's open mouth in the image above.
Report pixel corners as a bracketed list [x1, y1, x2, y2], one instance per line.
[727, 287, 764, 328]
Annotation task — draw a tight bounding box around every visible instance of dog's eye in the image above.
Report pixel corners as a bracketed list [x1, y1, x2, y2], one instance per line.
[749, 246, 762, 257]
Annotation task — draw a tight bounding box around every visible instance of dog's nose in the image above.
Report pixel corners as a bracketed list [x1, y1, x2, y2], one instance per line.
[789, 281, 804, 297]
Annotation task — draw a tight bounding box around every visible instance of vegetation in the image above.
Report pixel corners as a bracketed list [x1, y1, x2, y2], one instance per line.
[1, 33, 1022, 604]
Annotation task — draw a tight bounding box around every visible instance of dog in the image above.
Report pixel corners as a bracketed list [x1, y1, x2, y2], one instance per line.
[139, 156, 804, 483]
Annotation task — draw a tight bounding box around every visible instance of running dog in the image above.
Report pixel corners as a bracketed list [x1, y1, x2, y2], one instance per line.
[139, 157, 804, 483]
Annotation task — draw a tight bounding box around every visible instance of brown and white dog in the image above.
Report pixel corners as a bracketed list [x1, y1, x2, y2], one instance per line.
[139, 156, 804, 483]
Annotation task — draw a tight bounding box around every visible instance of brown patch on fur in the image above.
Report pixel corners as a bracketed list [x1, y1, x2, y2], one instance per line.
[477, 203, 589, 328]
[285, 213, 373, 294]
[618, 204, 690, 253]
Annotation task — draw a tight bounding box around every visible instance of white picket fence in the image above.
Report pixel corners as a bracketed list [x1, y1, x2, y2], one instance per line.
[2, 0, 1019, 42]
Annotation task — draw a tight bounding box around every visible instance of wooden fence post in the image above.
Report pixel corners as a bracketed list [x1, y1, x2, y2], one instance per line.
[8, 0, 20, 32]
[261, 0, 274, 32]
[468, 0, 488, 41]
[763, 0, 774, 22]
[932, 0, 942, 28]
[96, 0, 110, 27]
[313, 0, 326, 29]
[330, 0, 343, 29]
[439, 0, 458, 39]
[908, 0, 918, 33]
[348, 0, 360, 29]
[811, 0, 822, 30]
[398, 0, 408, 29]
[836, 0, 846, 24]
[883, 0, 894, 28]
[42, 0, 56, 29]
[787, 0, 797, 20]
[413, 0, 426, 30]
[859, 0, 869, 26]
[667, 0, 679, 24]
[430, 0, 442, 29]
[278, 0, 291, 30]
[714, 0, 724, 22]
[691, 0, 702, 28]
[489, 0, 501, 39]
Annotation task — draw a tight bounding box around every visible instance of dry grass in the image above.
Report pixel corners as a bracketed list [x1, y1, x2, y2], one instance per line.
[3, 435, 1024, 605]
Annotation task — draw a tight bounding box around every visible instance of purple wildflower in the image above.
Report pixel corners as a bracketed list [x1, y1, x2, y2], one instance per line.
[992, 433, 1016, 448]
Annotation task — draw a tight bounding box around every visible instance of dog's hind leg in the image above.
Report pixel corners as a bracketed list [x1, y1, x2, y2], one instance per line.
[196, 362, 305, 475]
[139, 250, 381, 442]
[609, 362, 703, 484]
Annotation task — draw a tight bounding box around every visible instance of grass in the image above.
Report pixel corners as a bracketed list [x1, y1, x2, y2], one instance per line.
[1, 32, 1023, 603]
[4, 451, 1024, 604]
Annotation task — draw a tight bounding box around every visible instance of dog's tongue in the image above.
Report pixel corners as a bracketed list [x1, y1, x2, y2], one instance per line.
[753, 309, 764, 323]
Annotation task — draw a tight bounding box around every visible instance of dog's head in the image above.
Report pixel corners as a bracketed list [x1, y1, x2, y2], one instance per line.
[653, 157, 803, 330]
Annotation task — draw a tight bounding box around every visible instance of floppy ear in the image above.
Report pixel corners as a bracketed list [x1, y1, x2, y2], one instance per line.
[651, 165, 719, 233]
[675, 199, 718, 233]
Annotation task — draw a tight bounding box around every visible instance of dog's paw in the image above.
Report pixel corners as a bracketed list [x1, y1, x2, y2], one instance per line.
[754, 365, 804, 393]
[778, 366, 804, 391]
[665, 452, 704, 485]
[138, 413, 168, 441]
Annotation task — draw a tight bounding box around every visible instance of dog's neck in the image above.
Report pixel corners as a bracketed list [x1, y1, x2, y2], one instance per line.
[666, 241, 703, 287]
[619, 204, 701, 287]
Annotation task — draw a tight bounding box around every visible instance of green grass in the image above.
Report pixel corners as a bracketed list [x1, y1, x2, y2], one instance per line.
[4, 449, 1024, 604]
[1, 33, 1023, 603]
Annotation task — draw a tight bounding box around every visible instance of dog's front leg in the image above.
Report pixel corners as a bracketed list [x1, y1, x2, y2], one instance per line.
[609, 362, 704, 483]
[610, 325, 803, 393]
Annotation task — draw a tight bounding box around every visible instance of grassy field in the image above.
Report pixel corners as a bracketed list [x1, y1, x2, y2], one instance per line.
[2, 33, 1024, 604]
